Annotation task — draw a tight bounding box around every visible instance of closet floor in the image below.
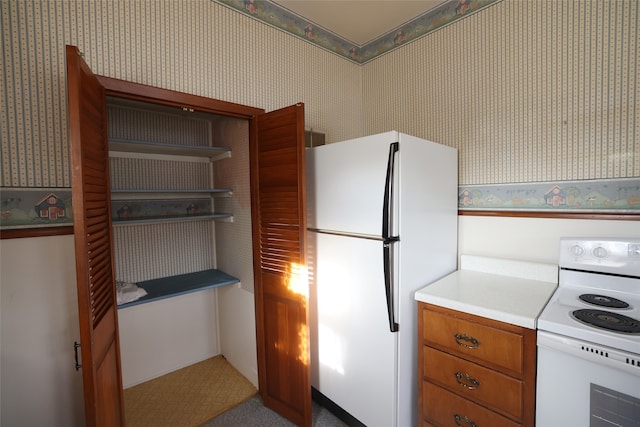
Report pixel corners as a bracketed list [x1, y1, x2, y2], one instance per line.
[123, 355, 257, 427]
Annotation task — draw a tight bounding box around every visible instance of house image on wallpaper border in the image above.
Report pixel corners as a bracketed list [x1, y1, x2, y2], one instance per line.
[458, 188, 473, 207]
[544, 185, 566, 207]
[35, 193, 66, 220]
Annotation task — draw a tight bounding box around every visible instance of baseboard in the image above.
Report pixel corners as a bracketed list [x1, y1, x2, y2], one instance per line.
[311, 387, 366, 427]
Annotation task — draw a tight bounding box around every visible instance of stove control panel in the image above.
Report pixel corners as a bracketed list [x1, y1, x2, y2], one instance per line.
[560, 237, 640, 277]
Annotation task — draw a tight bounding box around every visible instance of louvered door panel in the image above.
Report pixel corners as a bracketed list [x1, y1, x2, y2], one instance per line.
[67, 45, 125, 427]
[257, 113, 304, 275]
[252, 103, 311, 427]
[73, 78, 113, 324]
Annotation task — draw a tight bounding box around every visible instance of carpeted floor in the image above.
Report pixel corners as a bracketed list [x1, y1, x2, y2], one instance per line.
[123, 355, 257, 427]
[203, 395, 348, 427]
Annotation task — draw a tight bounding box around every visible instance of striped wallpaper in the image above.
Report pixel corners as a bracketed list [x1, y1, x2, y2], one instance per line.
[1, 0, 639, 214]
[1, 0, 362, 190]
[363, 0, 639, 186]
[113, 221, 216, 283]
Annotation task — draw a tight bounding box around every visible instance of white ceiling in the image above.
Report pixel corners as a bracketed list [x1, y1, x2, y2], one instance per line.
[271, 0, 447, 46]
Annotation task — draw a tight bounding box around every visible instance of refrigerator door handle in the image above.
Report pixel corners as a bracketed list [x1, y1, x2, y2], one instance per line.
[383, 242, 399, 332]
[383, 142, 399, 333]
[382, 142, 399, 242]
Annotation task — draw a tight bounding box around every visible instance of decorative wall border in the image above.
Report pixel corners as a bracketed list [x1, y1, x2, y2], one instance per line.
[0, 188, 73, 230]
[215, 0, 499, 64]
[459, 178, 640, 214]
[4, 178, 638, 234]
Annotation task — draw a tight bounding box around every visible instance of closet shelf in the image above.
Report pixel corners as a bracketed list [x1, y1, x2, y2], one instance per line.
[109, 138, 231, 159]
[112, 212, 233, 225]
[111, 189, 232, 200]
[117, 268, 240, 309]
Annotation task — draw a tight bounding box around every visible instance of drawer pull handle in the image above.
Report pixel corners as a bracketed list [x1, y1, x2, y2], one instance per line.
[455, 372, 480, 390]
[454, 414, 478, 427]
[454, 333, 479, 349]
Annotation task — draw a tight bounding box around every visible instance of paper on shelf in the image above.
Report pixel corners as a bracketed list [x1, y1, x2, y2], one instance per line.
[116, 280, 148, 305]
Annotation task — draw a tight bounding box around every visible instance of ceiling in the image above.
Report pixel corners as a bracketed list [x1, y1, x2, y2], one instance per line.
[271, 0, 448, 46]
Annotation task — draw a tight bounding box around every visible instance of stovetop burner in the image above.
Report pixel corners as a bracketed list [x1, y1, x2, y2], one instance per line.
[579, 293, 630, 309]
[572, 309, 640, 334]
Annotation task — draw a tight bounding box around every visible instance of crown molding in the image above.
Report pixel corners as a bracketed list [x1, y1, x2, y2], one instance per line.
[216, 0, 499, 64]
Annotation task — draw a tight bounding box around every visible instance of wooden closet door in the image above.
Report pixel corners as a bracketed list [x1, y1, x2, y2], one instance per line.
[66, 45, 125, 426]
[251, 103, 311, 427]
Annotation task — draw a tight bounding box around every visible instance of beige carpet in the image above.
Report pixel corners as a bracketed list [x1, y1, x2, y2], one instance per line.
[124, 355, 258, 427]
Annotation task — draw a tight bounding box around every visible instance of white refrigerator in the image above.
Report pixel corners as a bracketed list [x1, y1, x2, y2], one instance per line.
[306, 131, 458, 427]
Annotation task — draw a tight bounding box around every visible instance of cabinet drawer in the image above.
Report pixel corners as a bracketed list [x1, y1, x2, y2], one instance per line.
[422, 308, 523, 374]
[423, 381, 521, 427]
[423, 346, 523, 421]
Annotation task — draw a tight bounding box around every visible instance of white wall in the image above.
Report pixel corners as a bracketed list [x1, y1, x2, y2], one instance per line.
[0, 235, 84, 426]
[118, 289, 220, 388]
[459, 216, 639, 265]
[217, 285, 259, 386]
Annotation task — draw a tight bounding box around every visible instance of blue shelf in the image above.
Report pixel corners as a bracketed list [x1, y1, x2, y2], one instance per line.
[117, 269, 240, 309]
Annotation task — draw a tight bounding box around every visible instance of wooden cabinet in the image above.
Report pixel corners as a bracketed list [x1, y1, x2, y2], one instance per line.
[418, 302, 537, 427]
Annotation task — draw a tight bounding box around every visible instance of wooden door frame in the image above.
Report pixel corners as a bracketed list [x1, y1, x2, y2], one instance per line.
[94, 77, 312, 425]
[97, 76, 264, 119]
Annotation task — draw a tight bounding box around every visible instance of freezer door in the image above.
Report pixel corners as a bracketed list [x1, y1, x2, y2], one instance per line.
[309, 232, 397, 427]
[306, 131, 399, 237]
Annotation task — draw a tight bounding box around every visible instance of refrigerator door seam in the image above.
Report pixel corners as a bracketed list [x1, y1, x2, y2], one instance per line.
[307, 227, 383, 241]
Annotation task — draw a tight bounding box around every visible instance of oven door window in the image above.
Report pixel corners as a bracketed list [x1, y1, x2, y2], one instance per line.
[591, 384, 640, 427]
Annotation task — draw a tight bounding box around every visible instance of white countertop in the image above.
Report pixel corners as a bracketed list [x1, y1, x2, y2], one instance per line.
[414, 255, 558, 329]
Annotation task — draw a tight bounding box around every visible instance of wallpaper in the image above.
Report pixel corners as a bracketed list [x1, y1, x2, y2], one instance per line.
[0, 0, 362, 229]
[363, 0, 639, 212]
[1, 0, 639, 225]
[1, 0, 362, 189]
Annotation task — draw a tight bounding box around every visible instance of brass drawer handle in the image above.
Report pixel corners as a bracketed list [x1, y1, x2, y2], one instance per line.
[454, 414, 478, 427]
[455, 372, 480, 390]
[454, 333, 480, 349]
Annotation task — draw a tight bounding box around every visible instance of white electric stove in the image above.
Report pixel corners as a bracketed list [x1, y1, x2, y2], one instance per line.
[536, 237, 640, 427]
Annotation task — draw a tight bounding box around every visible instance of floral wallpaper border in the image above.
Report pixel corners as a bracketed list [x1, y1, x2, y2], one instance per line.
[459, 178, 640, 213]
[215, 0, 499, 64]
